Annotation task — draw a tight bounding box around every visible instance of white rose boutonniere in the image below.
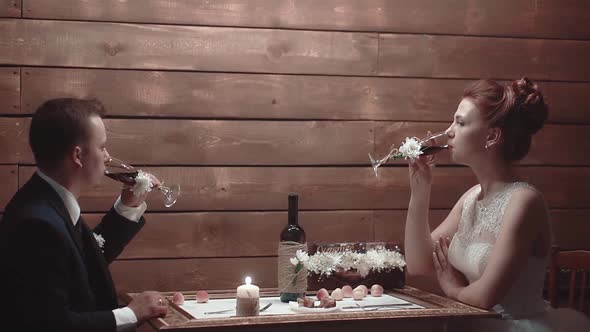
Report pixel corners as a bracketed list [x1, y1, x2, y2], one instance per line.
[93, 232, 105, 252]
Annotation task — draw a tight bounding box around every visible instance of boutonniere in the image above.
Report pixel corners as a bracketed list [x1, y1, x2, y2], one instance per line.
[93, 232, 106, 252]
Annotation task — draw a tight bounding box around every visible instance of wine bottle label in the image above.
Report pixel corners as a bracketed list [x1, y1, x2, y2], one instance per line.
[277, 241, 308, 293]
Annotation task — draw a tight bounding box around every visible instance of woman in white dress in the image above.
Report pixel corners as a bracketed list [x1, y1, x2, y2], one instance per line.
[404, 77, 590, 331]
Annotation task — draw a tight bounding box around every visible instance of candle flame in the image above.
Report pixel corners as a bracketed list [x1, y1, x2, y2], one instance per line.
[245, 276, 252, 285]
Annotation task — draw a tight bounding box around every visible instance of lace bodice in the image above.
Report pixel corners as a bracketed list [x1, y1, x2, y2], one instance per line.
[448, 182, 548, 318]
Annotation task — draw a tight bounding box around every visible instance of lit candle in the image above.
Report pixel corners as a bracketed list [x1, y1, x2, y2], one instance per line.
[237, 276, 259, 298]
[236, 276, 260, 316]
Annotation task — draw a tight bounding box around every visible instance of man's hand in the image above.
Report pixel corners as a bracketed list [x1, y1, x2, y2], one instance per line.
[127, 291, 168, 324]
[121, 173, 161, 207]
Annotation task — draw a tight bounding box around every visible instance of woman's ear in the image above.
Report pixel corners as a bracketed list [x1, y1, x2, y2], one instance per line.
[71, 145, 83, 168]
[486, 127, 502, 148]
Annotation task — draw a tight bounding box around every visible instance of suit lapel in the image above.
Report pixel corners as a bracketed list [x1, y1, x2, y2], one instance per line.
[79, 219, 109, 272]
[30, 174, 86, 256]
[79, 217, 118, 307]
[27, 174, 117, 308]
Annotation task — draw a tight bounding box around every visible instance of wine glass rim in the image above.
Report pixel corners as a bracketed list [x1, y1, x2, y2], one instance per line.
[420, 131, 447, 144]
[104, 156, 136, 171]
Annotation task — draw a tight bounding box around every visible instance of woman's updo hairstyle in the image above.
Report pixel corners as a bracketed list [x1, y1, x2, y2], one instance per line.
[463, 77, 548, 161]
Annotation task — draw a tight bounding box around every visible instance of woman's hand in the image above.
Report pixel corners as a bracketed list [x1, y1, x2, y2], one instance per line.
[408, 131, 439, 192]
[433, 236, 468, 299]
[409, 156, 434, 192]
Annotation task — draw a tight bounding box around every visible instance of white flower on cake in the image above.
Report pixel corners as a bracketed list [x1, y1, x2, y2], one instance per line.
[131, 170, 153, 196]
[93, 232, 105, 252]
[292, 247, 406, 278]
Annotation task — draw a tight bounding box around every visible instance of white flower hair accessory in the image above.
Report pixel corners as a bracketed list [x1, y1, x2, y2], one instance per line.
[130, 170, 153, 196]
[93, 232, 105, 252]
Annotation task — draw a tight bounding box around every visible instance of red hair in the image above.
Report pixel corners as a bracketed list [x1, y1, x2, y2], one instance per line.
[463, 77, 548, 161]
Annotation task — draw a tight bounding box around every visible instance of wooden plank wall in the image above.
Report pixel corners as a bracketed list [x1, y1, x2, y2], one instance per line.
[1, 1, 590, 295]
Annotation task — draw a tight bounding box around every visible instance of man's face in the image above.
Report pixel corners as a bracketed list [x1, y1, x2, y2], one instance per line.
[80, 115, 109, 187]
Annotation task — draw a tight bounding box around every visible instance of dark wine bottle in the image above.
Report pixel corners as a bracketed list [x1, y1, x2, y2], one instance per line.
[279, 193, 306, 303]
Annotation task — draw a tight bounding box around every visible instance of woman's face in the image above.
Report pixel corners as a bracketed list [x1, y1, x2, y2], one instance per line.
[445, 98, 490, 165]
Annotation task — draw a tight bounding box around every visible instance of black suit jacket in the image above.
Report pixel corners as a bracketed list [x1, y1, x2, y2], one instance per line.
[0, 173, 145, 332]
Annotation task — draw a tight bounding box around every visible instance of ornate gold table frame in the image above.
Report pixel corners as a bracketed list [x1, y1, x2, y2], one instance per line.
[123, 286, 497, 332]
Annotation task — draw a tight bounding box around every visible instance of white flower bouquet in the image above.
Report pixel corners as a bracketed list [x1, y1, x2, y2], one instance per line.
[291, 244, 406, 279]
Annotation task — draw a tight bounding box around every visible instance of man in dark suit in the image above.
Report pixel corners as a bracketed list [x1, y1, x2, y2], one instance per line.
[0, 98, 167, 331]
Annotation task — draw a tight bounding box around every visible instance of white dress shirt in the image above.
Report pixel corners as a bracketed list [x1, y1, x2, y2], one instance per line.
[37, 171, 145, 332]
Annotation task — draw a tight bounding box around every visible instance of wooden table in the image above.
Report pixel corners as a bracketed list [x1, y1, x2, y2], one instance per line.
[124, 287, 497, 332]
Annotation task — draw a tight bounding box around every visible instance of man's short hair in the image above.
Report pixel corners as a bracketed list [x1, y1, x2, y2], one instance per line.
[29, 98, 106, 170]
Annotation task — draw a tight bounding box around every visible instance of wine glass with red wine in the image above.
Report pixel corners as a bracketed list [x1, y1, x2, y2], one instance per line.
[104, 157, 180, 207]
[369, 131, 449, 177]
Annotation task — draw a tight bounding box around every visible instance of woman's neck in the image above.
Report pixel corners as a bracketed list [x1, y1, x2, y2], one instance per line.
[471, 158, 519, 200]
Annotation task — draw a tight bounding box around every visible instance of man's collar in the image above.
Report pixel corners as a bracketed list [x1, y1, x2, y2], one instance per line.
[36, 170, 81, 225]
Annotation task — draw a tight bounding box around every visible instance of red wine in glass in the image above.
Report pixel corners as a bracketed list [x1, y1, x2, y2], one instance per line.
[104, 171, 138, 186]
[420, 144, 449, 156]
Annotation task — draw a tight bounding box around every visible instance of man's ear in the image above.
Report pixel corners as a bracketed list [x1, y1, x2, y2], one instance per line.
[486, 127, 502, 148]
[71, 146, 83, 168]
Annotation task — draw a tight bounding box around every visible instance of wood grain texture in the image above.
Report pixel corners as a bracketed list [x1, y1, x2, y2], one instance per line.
[0, 0, 20, 17]
[2, 118, 373, 165]
[373, 210, 449, 246]
[17, 165, 472, 212]
[16, 166, 590, 211]
[111, 257, 276, 292]
[21, 68, 590, 123]
[22, 0, 590, 39]
[85, 211, 374, 259]
[0, 19, 378, 75]
[0, 67, 20, 114]
[536, 81, 590, 124]
[0, 165, 17, 211]
[4, 117, 589, 166]
[550, 210, 590, 250]
[21, 67, 461, 121]
[83, 208, 590, 260]
[105, 119, 373, 166]
[0, 117, 29, 164]
[379, 34, 590, 81]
